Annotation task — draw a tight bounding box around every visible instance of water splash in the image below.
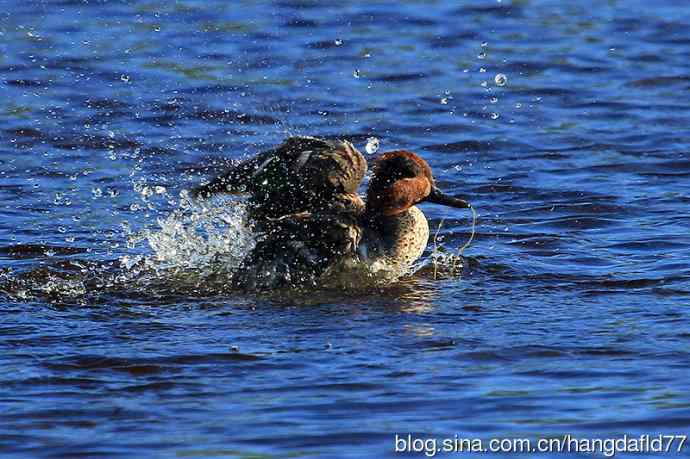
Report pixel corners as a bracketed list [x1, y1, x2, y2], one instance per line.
[0, 192, 257, 302]
[134, 193, 255, 276]
[320, 255, 412, 290]
[365, 137, 380, 154]
[2, 179, 470, 301]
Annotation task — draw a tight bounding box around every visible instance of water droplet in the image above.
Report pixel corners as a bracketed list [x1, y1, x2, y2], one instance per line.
[481, 41, 488, 48]
[440, 97, 449, 105]
[494, 73, 508, 86]
[479, 67, 487, 73]
[480, 81, 488, 88]
[154, 186, 166, 195]
[353, 69, 361, 79]
[365, 137, 380, 154]
[515, 102, 522, 108]
[58, 226, 67, 233]
[334, 38, 343, 46]
[153, 25, 161, 32]
[140, 186, 154, 199]
[490, 97, 498, 104]
[120, 74, 130, 83]
[490, 112, 500, 120]
[92, 187, 103, 198]
[478, 52, 486, 59]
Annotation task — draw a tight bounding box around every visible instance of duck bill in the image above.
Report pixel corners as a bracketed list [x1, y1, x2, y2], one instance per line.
[425, 187, 471, 209]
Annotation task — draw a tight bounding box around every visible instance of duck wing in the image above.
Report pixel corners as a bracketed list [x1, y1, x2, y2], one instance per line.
[193, 136, 367, 219]
[230, 193, 365, 290]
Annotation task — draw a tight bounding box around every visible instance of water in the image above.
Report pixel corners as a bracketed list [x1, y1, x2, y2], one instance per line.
[2, 0, 690, 457]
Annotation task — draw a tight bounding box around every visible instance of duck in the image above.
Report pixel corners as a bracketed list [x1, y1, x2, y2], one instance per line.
[193, 136, 471, 290]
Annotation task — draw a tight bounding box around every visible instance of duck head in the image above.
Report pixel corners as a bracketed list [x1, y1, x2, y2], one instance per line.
[365, 150, 470, 217]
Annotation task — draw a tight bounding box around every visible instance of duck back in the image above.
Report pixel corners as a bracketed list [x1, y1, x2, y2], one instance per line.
[193, 136, 367, 219]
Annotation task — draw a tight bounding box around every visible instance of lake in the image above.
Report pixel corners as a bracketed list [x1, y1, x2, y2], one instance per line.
[1, 1, 690, 457]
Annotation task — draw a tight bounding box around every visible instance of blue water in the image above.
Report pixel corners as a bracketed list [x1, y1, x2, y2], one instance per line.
[2, 1, 690, 457]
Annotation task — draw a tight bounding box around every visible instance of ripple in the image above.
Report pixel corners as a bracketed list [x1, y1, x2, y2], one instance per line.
[2, 0, 690, 457]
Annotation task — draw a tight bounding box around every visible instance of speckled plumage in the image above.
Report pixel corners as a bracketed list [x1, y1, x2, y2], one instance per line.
[193, 136, 366, 220]
[359, 206, 430, 270]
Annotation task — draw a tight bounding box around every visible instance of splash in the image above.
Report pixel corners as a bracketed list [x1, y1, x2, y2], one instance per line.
[365, 137, 380, 155]
[319, 255, 412, 291]
[126, 192, 256, 278]
[0, 192, 257, 302]
[0, 182, 472, 301]
[424, 206, 478, 280]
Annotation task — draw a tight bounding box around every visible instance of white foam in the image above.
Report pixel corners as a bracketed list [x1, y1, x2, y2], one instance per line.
[141, 194, 256, 276]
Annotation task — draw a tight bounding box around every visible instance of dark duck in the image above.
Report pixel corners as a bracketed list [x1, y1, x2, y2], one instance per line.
[193, 136, 471, 290]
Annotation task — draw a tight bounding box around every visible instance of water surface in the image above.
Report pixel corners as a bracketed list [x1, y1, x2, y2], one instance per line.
[2, 1, 690, 457]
